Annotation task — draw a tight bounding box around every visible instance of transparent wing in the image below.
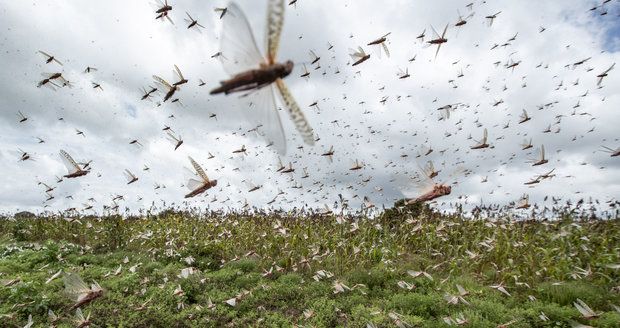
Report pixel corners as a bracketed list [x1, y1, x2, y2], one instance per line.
[59, 150, 80, 174]
[123, 170, 133, 181]
[349, 47, 365, 60]
[220, 2, 265, 75]
[244, 85, 286, 154]
[74, 308, 85, 321]
[430, 25, 441, 38]
[266, 0, 285, 63]
[443, 166, 465, 186]
[183, 167, 205, 191]
[188, 156, 209, 181]
[38, 50, 52, 58]
[153, 75, 172, 89]
[166, 131, 179, 142]
[382, 43, 390, 58]
[244, 180, 257, 190]
[348, 49, 360, 61]
[275, 79, 314, 146]
[187, 178, 204, 191]
[309, 50, 319, 62]
[421, 161, 435, 179]
[416, 159, 444, 190]
[91, 281, 102, 292]
[151, 0, 165, 10]
[373, 44, 383, 59]
[174, 64, 184, 81]
[521, 138, 531, 148]
[63, 272, 90, 302]
[393, 172, 434, 199]
[441, 24, 449, 38]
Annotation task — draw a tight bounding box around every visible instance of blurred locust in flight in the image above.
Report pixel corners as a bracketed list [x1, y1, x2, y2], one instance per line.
[185, 156, 218, 198]
[349, 46, 370, 66]
[427, 24, 449, 59]
[63, 272, 103, 310]
[596, 63, 614, 86]
[153, 0, 173, 24]
[184, 12, 205, 30]
[601, 145, 620, 157]
[211, 0, 314, 154]
[37, 50, 62, 65]
[210, 0, 314, 154]
[60, 150, 90, 178]
[367, 32, 391, 58]
[400, 161, 464, 204]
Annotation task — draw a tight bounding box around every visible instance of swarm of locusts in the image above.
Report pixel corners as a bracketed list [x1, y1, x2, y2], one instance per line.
[1, 205, 619, 327]
[3, 0, 620, 326]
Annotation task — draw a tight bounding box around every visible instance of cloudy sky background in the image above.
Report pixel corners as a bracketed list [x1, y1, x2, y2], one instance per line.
[0, 0, 618, 215]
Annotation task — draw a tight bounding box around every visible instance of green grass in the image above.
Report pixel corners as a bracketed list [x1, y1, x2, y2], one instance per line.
[0, 211, 619, 327]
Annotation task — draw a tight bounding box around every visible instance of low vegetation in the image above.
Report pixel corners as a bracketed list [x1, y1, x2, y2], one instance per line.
[0, 207, 619, 327]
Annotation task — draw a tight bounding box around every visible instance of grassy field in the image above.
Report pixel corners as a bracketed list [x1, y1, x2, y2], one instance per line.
[0, 209, 619, 327]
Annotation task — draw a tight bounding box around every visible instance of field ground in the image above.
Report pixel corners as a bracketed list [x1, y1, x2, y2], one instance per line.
[0, 211, 619, 327]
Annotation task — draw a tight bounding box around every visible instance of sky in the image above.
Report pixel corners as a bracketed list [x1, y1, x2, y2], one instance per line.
[0, 0, 619, 215]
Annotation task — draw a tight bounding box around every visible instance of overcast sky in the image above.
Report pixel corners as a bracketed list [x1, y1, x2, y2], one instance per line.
[0, 0, 619, 215]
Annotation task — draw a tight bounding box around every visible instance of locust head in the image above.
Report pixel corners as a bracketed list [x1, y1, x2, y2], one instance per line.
[279, 60, 294, 78]
[436, 184, 452, 197]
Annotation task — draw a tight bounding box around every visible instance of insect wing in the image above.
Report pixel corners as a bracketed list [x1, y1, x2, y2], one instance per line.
[186, 178, 205, 192]
[74, 308, 86, 322]
[63, 272, 91, 302]
[188, 156, 209, 182]
[38, 50, 52, 58]
[394, 172, 434, 199]
[153, 75, 172, 89]
[151, 0, 165, 11]
[441, 23, 449, 38]
[173, 64, 184, 81]
[124, 169, 136, 182]
[243, 85, 286, 154]
[348, 48, 359, 61]
[219, 2, 265, 75]
[183, 166, 204, 191]
[430, 25, 441, 39]
[275, 79, 315, 147]
[381, 42, 390, 58]
[372, 43, 383, 59]
[266, 0, 285, 63]
[60, 150, 80, 174]
[166, 131, 179, 143]
[349, 46, 366, 61]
